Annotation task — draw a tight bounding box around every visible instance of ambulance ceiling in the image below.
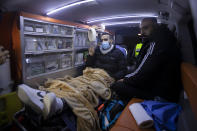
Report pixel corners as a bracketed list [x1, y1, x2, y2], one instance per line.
[0, 0, 190, 27]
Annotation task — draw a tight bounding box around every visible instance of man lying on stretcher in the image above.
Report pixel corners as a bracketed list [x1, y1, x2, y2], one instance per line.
[17, 34, 127, 131]
[17, 33, 127, 115]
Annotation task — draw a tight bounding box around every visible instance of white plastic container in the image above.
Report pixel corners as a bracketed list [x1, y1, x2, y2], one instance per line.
[0, 59, 12, 95]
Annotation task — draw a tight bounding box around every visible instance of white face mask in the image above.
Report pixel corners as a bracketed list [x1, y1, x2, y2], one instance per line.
[101, 41, 110, 50]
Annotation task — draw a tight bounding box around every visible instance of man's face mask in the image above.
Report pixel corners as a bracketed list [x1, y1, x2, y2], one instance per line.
[101, 41, 110, 50]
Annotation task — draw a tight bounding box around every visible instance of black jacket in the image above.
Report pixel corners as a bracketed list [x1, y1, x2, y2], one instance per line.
[124, 25, 181, 102]
[86, 45, 127, 80]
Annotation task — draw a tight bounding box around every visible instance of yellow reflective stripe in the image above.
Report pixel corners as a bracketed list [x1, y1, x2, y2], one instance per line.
[136, 43, 143, 50]
[135, 43, 143, 57]
[135, 52, 139, 56]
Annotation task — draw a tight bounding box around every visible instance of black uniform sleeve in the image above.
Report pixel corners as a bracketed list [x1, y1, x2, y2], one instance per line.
[112, 51, 127, 80]
[123, 25, 180, 89]
[85, 55, 96, 67]
[123, 42, 169, 88]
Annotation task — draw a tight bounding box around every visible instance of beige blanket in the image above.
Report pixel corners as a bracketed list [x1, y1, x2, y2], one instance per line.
[39, 67, 114, 131]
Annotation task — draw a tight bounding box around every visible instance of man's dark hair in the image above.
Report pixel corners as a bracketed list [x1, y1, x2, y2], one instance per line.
[101, 32, 109, 36]
[142, 17, 158, 25]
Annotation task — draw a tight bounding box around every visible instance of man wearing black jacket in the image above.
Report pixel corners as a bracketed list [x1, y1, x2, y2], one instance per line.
[86, 34, 127, 80]
[111, 18, 181, 102]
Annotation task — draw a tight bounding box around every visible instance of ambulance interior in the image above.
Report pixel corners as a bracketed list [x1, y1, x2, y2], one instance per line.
[0, 0, 197, 130]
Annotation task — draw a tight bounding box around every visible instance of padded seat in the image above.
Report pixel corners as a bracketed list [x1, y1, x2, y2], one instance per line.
[110, 98, 155, 131]
[181, 63, 197, 119]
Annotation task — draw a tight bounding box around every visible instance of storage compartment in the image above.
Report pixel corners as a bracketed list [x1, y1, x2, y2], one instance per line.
[65, 27, 74, 35]
[60, 26, 73, 36]
[51, 25, 60, 34]
[64, 38, 73, 49]
[56, 38, 64, 49]
[45, 54, 59, 72]
[57, 38, 73, 49]
[35, 23, 46, 33]
[26, 55, 45, 76]
[75, 52, 84, 65]
[25, 37, 42, 52]
[37, 37, 47, 50]
[24, 21, 35, 32]
[46, 38, 57, 50]
[60, 53, 72, 68]
[75, 31, 89, 47]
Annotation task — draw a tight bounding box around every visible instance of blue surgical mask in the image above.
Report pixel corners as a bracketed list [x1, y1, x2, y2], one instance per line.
[101, 41, 110, 50]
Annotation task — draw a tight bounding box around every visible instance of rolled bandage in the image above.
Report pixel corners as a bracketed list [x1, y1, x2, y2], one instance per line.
[129, 103, 154, 128]
[88, 27, 97, 42]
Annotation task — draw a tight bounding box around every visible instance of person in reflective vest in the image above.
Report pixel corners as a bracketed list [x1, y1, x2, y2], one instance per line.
[134, 42, 143, 57]
[126, 36, 144, 73]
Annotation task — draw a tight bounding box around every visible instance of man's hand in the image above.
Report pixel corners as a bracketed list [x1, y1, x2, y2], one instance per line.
[117, 79, 124, 82]
[88, 47, 95, 56]
[0, 46, 9, 65]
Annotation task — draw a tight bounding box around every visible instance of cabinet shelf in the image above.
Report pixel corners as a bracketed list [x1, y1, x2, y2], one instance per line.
[74, 63, 85, 67]
[25, 49, 73, 55]
[26, 63, 84, 80]
[24, 32, 74, 38]
[24, 17, 74, 28]
[75, 28, 89, 33]
[74, 47, 89, 50]
[26, 66, 74, 79]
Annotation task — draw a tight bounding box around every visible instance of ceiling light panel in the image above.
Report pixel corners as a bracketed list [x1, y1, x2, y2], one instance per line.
[87, 14, 158, 23]
[47, 0, 95, 15]
[103, 21, 141, 26]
